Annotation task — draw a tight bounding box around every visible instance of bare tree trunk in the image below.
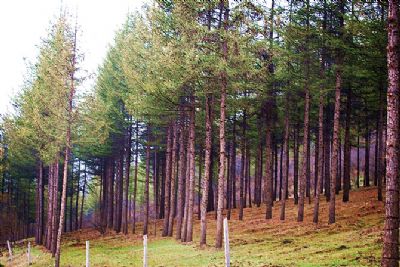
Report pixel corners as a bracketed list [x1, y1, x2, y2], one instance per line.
[297, 0, 310, 222]
[381, 0, 399, 265]
[74, 160, 80, 231]
[186, 96, 196, 242]
[247, 145, 252, 206]
[313, 65, 325, 223]
[198, 146, 202, 220]
[239, 112, 246, 221]
[181, 142, 191, 242]
[162, 125, 172, 236]
[36, 161, 44, 244]
[168, 123, 178, 236]
[324, 116, 331, 201]
[51, 161, 59, 255]
[377, 88, 384, 201]
[143, 130, 151, 236]
[176, 113, 187, 240]
[132, 121, 139, 233]
[215, 0, 228, 249]
[45, 164, 53, 249]
[364, 124, 370, 187]
[123, 122, 132, 234]
[329, 0, 344, 222]
[265, 115, 273, 219]
[280, 103, 289, 220]
[343, 89, 351, 202]
[79, 165, 87, 229]
[228, 114, 236, 217]
[294, 127, 299, 204]
[115, 153, 123, 233]
[106, 159, 114, 229]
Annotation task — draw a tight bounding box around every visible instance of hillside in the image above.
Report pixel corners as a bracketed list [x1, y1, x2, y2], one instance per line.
[1, 187, 383, 267]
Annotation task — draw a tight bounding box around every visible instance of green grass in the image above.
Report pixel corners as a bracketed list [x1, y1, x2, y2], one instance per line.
[1, 187, 383, 266]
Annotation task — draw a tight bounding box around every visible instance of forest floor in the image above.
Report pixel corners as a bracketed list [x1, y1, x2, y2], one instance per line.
[0, 187, 384, 267]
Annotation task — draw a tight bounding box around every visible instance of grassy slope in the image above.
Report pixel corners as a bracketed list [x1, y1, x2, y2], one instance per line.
[1, 187, 383, 267]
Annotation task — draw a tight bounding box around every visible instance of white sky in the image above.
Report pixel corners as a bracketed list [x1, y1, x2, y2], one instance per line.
[0, 0, 147, 115]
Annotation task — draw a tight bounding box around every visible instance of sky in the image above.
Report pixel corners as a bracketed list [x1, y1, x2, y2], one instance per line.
[0, 0, 147, 115]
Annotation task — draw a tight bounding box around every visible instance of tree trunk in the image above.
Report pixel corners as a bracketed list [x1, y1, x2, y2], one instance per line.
[143, 130, 151, 236]
[294, 127, 299, 204]
[74, 160, 80, 231]
[324, 115, 331, 201]
[123, 123, 132, 234]
[132, 121, 140, 233]
[115, 153, 123, 233]
[51, 161, 59, 255]
[298, 7, 311, 220]
[79, 165, 87, 229]
[365, 124, 370, 187]
[181, 140, 191, 242]
[381, 1, 399, 265]
[377, 88, 384, 201]
[280, 104, 289, 220]
[45, 164, 53, 249]
[35, 161, 44, 244]
[186, 96, 196, 242]
[232, 114, 237, 209]
[162, 125, 173, 236]
[168, 122, 178, 236]
[329, 1, 344, 222]
[215, 0, 228, 249]
[343, 88, 351, 202]
[239, 111, 246, 220]
[313, 74, 325, 223]
[247, 142, 252, 206]
[176, 114, 187, 240]
[106, 158, 114, 229]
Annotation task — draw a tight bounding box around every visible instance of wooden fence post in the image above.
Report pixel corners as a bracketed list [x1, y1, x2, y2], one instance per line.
[223, 218, 230, 267]
[143, 235, 147, 267]
[7, 240, 12, 261]
[27, 241, 31, 265]
[86, 241, 90, 267]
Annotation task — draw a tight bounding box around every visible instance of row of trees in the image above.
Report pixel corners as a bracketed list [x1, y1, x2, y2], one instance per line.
[1, 0, 398, 265]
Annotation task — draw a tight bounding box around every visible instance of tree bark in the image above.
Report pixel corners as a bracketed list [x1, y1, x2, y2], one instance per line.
[365, 124, 370, 187]
[123, 122, 132, 234]
[176, 113, 187, 240]
[168, 122, 178, 236]
[35, 161, 44, 244]
[239, 112, 246, 220]
[186, 95, 196, 242]
[343, 88, 351, 202]
[200, 94, 213, 246]
[313, 76, 325, 223]
[79, 165, 87, 229]
[162, 125, 173, 236]
[132, 121, 140, 233]
[143, 130, 151, 236]
[381, 0, 399, 265]
[329, 4, 344, 222]
[280, 103, 289, 221]
[215, 0, 228, 249]
[294, 127, 299, 204]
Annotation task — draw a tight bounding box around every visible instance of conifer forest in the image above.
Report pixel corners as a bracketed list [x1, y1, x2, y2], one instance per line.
[1, 0, 400, 266]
